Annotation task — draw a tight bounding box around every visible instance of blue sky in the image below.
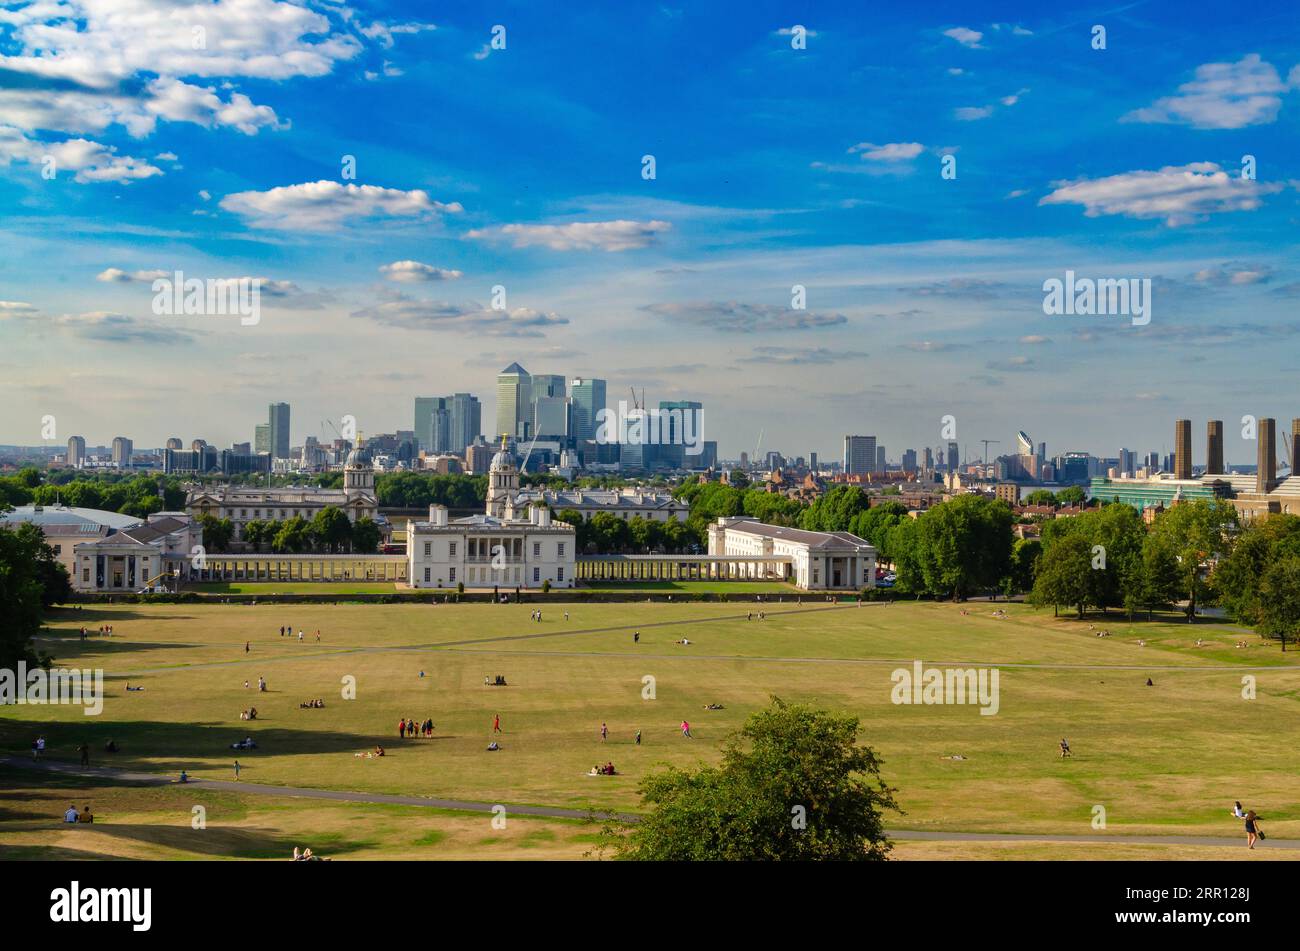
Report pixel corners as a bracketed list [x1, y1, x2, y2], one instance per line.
[1, 0, 1298, 465]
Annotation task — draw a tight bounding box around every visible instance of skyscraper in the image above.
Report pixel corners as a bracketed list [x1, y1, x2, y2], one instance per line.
[1258, 417, 1276, 493]
[657, 400, 704, 469]
[1206, 420, 1224, 475]
[947, 442, 959, 472]
[268, 402, 291, 461]
[414, 396, 447, 452]
[165, 437, 183, 451]
[843, 435, 875, 475]
[533, 396, 572, 439]
[254, 423, 270, 454]
[111, 436, 133, 468]
[902, 448, 917, 471]
[450, 393, 481, 454]
[496, 363, 531, 439]
[67, 435, 85, 468]
[1119, 448, 1136, 477]
[923, 446, 933, 470]
[875, 445, 886, 471]
[1174, 418, 1192, 480]
[570, 378, 607, 441]
[1292, 419, 1300, 476]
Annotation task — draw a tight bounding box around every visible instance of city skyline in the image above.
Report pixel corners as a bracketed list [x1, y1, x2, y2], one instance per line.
[2, 2, 1299, 457]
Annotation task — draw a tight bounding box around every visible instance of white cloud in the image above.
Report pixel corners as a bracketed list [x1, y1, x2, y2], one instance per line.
[954, 105, 994, 121]
[1125, 55, 1293, 129]
[96, 268, 169, 283]
[1191, 262, 1274, 286]
[0, 131, 163, 183]
[352, 296, 567, 337]
[1039, 162, 1283, 226]
[220, 181, 463, 231]
[361, 20, 436, 49]
[379, 260, 463, 282]
[943, 27, 983, 48]
[467, 220, 672, 252]
[848, 141, 925, 161]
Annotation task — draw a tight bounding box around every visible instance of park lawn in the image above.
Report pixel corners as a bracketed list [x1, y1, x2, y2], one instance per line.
[4, 600, 1300, 855]
[0, 775, 595, 861]
[187, 582, 399, 595]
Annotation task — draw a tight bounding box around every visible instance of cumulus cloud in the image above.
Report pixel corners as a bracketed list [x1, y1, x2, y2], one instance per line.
[467, 220, 672, 252]
[352, 295, 568, 338]
[1125, 55, 1294, 129]
[943, 27, 983, 48]
[379, 260, 463, 282]
[847, 141, 925, 161]
[642, 300, 847, 332]
[901, 340, 968, 352]
[1039, 162, 1283, 226]
[740, 346, 866, 365]
[1191, 262, 1274, 286]
[954, 105, 994, 121]
[0, 130, 162, 183]
[220, 181, 463, 231]
[96, 268, 170, 283]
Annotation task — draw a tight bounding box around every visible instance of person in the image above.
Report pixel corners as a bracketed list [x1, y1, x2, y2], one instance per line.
[399, 718, 406, 738]
[179, 770, 188, 783]
[374, 745, 385, 757]
[1231, 801, 1246, 819]
[493, 714, 501, 733]
[280, 626, 285, 637]
[258, 676, 266, 693]
[234, 760, 241, 779]
[681, 720, 692, 738]
[1245, 810, 1261, 849]
[78, 742, 89, 767]
[487, 741, 499, 751]
[1059, 738, 1072, 758]
[298, 630, 304, 642]
[293, 846, 302, 860]
[564, 611, 569, 621]
[634, 730, 642, 746]
[80, 806, 94, 824]
[633, 631, 639, 643]
[600, 722, 608, 741]
[63, 804, 80, 823]
[104, 738, 118, 753]
[244, 641, 250, 653]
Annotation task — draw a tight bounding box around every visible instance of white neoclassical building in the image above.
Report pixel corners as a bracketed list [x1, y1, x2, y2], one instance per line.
[707, 516, 877, 590]
[409, 442, 576, 589]
[72, 512, 204, 592]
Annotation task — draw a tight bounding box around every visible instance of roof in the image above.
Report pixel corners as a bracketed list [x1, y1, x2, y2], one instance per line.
[513, 489, 685, 510]
[500, 362, 528, 375]
[717, 518, 875, 551]
[0, 505, 141, 533]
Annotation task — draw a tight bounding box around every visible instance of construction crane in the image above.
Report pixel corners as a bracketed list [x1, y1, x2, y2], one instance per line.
[980, 439, 1000, 464]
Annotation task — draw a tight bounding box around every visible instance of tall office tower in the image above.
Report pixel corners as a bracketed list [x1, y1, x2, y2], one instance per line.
[531, 374, 566, 400]
[165, 437, 182, 451]
[111, 436, 133, 468]
[739, 451, 749, 469]
[656, 400, 704, 469]
[809, 451, 819, 473]
[430, 405, 453, 453]
[947, 441, 959, 472]
[231, 442, 251, 454]
[268, 402, 291, 460]
[923, 446, 933, 470]
[254, 423, 270, 454]
[1291, 418, 1300, 475]
[1206, 420, 1224, 475]
[1147, 450, 1160, 471]
[570, 378, 607, 441]
[843, 435, 876, 475]
[533, 396, 572, 440]
[875, 445, 886, 471]
[902, 448, 917, 471]
[67, 435, 86, 467]
[414, 396, 447, 452]
[1119, 448, 1136, 477]
[1174, 419, 1192, 480]
[1258, 418, 1277, 493]
[496, 363, 531, 439]
[1037, 441, 1047, 463]
[450, 393, 481, 454]
[191, 439, 207, 452]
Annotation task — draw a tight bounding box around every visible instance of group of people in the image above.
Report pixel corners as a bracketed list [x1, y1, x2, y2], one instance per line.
[78, 625, 114, 638]
[300, 698, 326, 709]
[63, 804, 94, 824]
[589, 762, 617, 775]
[530, 610, 544, 622]
[278, 625, 319, 643]
[239, 707, 259, 720]
[230, 737, 257, 751]
[746, 612, 766, 621]
[398, 717, 435, 738]
[484, 674, 508, 686]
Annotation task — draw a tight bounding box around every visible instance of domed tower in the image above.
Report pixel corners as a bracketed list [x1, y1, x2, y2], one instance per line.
[486, 435, 519, 519]
[344, 439, 375, 500]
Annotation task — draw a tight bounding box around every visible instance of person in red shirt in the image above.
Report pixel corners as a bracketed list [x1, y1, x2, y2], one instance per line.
[492, 714, 501, 733]
[398, 718, 406, 738]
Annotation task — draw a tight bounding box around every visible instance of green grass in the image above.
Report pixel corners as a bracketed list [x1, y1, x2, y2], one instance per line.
[187, 582, 399, 595]
[5, 598, 1299, 859]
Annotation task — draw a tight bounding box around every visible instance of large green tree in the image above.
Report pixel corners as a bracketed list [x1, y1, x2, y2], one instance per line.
[602, 698, 898, 860]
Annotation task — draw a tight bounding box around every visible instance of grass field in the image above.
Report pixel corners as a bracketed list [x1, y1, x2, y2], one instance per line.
[4, 598, 1298, 860]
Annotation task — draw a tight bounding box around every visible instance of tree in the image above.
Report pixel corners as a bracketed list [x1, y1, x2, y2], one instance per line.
[272, 516, 310, 553]
[601, 698, 898, 860]
[914, 495, 1013, 600]
[1003, 537, 1042, 598]
[1055, 486, 1087, 506]
[351, 517, 381, 554]
[1030, 534, 1092, 618]
[195, 514, 234, 553]
[1256, 555, 1300, 651]
[0, 524, 61, 669]
[1022, 489, 1057, 507]
[801, 486, 870, 534]
[1148, 499, 1236, 621]
[310, 506, 353, 553]
[1213, 514, 1300, 625]
[728, 469, 751, 489]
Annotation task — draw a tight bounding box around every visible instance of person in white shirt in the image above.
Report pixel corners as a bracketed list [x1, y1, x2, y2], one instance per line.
[1231, 801, 1246, 818]
[64, 805, 79, 823]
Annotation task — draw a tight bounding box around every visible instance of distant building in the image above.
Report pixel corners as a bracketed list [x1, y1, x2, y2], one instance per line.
[111, 436, 133, 468]
[268, 402, 291, 461]
[1174, 418, 1192, 480]
[844, 435, 876, 475]
[67, 436, 85, 468]
[496, 363, 531, 440]
[570, 378, 607, 442]
[708, 517, 876, 590]
[254, 423, 270, 454]
[72, 512, 203, 592]
[1, 504, 141, 584]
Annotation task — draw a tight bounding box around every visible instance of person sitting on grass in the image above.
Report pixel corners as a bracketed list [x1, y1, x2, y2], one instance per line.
[104, 738, 118, 753]
[80, 806, 94, 824]
[487, 741, 500, 751]
[64, 804, 79, 823]
[1059, 737, 1072, 758]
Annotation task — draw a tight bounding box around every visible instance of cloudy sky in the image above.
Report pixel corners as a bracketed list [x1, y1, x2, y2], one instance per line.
[1, 0, 1298, 466]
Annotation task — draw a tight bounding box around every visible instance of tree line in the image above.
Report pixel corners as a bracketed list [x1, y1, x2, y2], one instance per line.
[196, 508, 382, 555]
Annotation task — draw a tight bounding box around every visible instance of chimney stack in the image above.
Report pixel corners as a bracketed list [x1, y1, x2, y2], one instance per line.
[1257, 418, 1277, 493]
[1174, 419, 1192, 480]
[1206, 420, 1224, 475]
[1291, 419, 1300, 478]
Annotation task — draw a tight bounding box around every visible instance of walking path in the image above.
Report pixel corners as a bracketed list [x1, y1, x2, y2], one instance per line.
[5, 757, 1286, 849]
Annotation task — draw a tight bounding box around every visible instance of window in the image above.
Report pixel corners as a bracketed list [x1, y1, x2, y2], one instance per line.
[533, 567, 540, 583]
[449, 567, 456, 582]
[533, 542, 541, 557]
[82, 568, 90, 582]
[557, 543, 565, 558]
[557, 567, 564, 582]
[52, 544, 61, 555]
[423, 542, 431, 558]
[423, 567, 431, 583]
[449, 542, 457, 557]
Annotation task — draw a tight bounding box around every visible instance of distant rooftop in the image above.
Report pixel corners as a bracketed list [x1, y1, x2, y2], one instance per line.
[0, 505, 141, 532]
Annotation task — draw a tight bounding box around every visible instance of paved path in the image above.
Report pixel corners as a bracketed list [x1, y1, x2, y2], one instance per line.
[6, 757, 1287, 849]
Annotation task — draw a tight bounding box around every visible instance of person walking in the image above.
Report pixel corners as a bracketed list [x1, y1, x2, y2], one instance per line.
[399, 718, 406, 739]
[245, 641, 250, 654]
[234, 760, 241, 780]
[634, 730, 642, 746]
[1059, 738, 1072, 758]
[600, 722, 608, 741]
[680, 720, 692, 739]
[78, 742, 89, 767]
[1245, 810, 1262, 849]
[493, 714, 502, 733]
